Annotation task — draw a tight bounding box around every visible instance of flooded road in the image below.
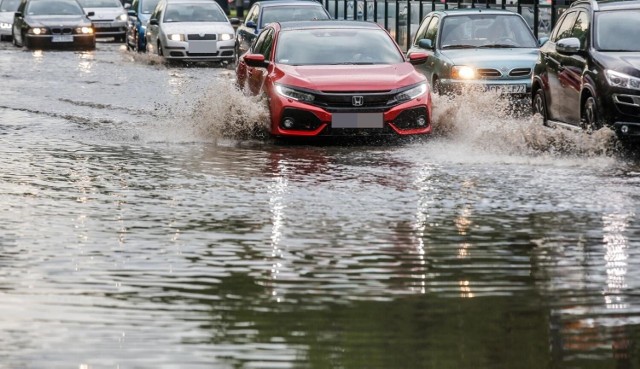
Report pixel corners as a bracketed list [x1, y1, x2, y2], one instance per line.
[1, 41, 640, 369]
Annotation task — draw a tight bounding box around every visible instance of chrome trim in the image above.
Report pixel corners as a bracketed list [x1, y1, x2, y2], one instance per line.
[613, 94, 640, 107]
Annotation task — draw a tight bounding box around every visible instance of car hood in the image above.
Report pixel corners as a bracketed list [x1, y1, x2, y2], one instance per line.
[84, 7, 125, 20]
[274, 63, 424, 91]
[0, 11, 14, 23]
[25, 15, 91, 26]
[161, 22, 233, 35]
[593, 51, 640, 78]
[440, 48, 538, 68]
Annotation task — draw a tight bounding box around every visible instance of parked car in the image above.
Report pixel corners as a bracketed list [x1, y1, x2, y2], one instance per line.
[79, 0, 127, 41]
[407, 9, 539, 98]
[236, 21, 431, 138]
[125, 0, 160, 51]
[235, 0, 330, 60]
[12, 0, 96, 49]
[0, 0, 20, 41]
[145, 0, 239, 62]
[532, 0, 640, 138]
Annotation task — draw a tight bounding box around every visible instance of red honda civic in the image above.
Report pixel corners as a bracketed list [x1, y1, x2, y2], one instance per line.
[236, 20, 432, 138]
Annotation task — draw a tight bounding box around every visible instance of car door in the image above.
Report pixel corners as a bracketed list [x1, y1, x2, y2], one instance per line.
[408, 15, 440, 84]
[541, 10, 578, 122]
[247, 27, 274, 95]
[236, 4, 259, 56]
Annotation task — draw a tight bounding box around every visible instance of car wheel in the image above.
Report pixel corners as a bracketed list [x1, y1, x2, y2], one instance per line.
[12, 32, 18, 47]
[234, 43, 240, 65]
[583, 96, 602, 133]
[22, 31, 29, 48]
[532, 88, 548, 126]
[157, 41, 163, 57]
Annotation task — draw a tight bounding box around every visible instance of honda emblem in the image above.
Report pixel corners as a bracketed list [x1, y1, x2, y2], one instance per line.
[352, 96, 364, 107]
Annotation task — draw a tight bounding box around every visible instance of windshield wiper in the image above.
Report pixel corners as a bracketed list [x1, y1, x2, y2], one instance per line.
[441, 44, 477, 49]
[478, 43, 520, 48]
[327, 62, 376, 65]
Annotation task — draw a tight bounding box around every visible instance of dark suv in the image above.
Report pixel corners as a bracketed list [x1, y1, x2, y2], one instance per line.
[532, 0, 640, 138]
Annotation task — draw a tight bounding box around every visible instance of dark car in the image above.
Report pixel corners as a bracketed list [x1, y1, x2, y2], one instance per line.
[124, 0, 160, 51]
[236, 21, 431, 138]
[235, 0, 330, 60]
[12, 0, 96, 49]
[532, 0, 640, 138]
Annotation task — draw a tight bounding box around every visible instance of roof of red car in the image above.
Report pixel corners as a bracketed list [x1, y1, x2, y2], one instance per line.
[277, 20, 383, 31]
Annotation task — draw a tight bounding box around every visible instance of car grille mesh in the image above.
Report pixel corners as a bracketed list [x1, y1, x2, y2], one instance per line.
[310, 90, 398, 111]
[51, 27, 73, 35]
[509, 68, 532, 77]
[187, 34, 216, 40]
[477, 68, 501, 77]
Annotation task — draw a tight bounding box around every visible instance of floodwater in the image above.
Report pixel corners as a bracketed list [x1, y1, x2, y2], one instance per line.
[1, 41, 640, 369]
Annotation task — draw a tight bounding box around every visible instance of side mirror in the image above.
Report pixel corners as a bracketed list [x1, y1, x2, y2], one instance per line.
[149, 18, 158, 25]
[418, 38, 433, 50]
[556, 37, 580, 55]
[246, 20, 257, 29]
[244, 53, 267, 68]
[87, 11, 95, 16]
[408, 52, 428, 65]
[537, 36, 549, 47]
[127, 9, 136, 16]
[14, 11, 22, 17]
[229, 17, 241, 26]
[124, 3, 131, 8]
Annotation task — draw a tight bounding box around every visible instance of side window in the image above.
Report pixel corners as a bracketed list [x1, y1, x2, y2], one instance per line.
[257, 29, 274, 60]
[150, 3, 161, 20]
[571, 11, 589, 48]
[425, 16, 440, 44]
[413, 16, 431, 45]
[131, 0, 138, 12]
[552, 11, 577, 42]
[251, 28, 269, 52]
[246, 5, 258, 24]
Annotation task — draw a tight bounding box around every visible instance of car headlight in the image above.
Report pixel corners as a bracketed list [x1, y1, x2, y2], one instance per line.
[394, 83, 428, 102]
[219, 33, 233, 41]
[451, 65, 476, 80]
[76, 26, 93, 34]
[275, 84, 315, 102]
[116, 13, 127, 21]
[0, 22, 11, 29]
[28, 27, 47, 35]
[168, 33, 184, 41]
[606, 70, 640, 91]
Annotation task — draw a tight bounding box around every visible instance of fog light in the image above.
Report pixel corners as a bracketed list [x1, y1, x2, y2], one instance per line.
[417, 116, 426, 126]
[621, 125, 629, 134]
[283, 118, 295, 129]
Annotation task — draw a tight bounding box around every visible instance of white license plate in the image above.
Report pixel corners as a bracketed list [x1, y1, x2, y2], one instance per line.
[484, 84, 527, 94]
[332, 113, 384, 129]
[188, 41, 216, 53]
[52, 35, 74, 42]
[93, 22, 112, 28]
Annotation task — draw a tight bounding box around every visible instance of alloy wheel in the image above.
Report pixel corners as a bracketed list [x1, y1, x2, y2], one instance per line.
[532, 89, 548, 126]
[583, 96, 602, 133]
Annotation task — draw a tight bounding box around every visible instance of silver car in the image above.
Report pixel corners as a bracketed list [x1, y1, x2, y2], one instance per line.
[79, 0, 128, 41]
[145, 0, 237, 63]
[0, 0, 20, 41]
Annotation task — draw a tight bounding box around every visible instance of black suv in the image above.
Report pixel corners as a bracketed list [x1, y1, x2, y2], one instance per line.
[532, 0, 640, 138]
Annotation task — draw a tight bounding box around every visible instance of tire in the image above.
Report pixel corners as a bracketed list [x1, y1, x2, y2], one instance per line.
[432, 77, 442, 96]
[234, 43, 240, 65]
[12, 31, 19, 47]
[22, 31, 29, 48]
[532, 87, 548, 126]
[583, 96, 602, 133]
[157, 41, 163, 57]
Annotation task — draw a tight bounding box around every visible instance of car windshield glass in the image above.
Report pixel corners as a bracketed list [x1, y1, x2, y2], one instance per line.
[26, 0, 84, 15]
[595, 10, 640, 51]
[0, 0, 20, 12]
[78, 0, 121, 7]
[260, 6, 329, 27]
[163, 3, 226, 22]
[440, 14, 537, 48]
[275, 28, 404, 66]
[140, 0, 159, 14]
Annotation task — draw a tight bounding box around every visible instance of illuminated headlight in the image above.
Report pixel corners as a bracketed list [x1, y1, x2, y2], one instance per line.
[451, 65, 476, 80]
[116, 13, 127, 21]
[28, 27, 47, 35]
[394, 83, 427, 102]
[0, 22, 11, 29]
[275, 84, 315, 102]
[219, 33, 233, 41]
[168, 33, 184, 41]
[606, 70, 640, 91]
[76, 26, 93, 34]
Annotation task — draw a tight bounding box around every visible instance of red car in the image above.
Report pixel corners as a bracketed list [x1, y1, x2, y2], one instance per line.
[236, 20, 432, 138]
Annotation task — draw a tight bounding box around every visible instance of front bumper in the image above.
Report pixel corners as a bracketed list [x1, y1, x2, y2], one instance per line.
[162, 38, 235, 61]
[92, 20, 127, 37]
[24, 34, 95, 49]
[609, 93, 640, 138]
[268, 92, 432, 137]
[439, 78, 532, 96]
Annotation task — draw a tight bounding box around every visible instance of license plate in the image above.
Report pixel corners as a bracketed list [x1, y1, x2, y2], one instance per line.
[332, 113, 384, 129]
[188, 41, 216, 53]
[93, 22, 112, 28]
[52, 35, 74, 42]
[484, 84, 526, 94]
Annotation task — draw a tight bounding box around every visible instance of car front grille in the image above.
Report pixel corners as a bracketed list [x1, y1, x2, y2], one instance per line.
[187, 34, 216, 40]
[51, 27, 73, 35]
[509, 68, 531, 77]
[307, 90, 400, 111]
[477, 68, 501, 78]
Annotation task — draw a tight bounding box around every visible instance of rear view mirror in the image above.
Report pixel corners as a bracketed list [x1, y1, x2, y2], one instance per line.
[87, 11, 95, 16]
[244, 53, 266, 68]
[149, 18, 158, 25]
[229, 17, 240, 26]
[124, 3, 131, 8]
[246, 20, 257, 29]
[418, 38, 433, 50]
[556, 37, 580, 55]
[408, 52, 428, 65]
[14, 11, 22, 17]
[127, 9, 136, 16]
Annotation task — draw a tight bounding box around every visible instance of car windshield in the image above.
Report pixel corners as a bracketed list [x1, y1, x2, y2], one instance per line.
[275, 28, 404, 66]
[79, 0, 121, 7]
[163, 3, 226, 22]
[26, 0, 84, 15]
[260, 6, 329, 27]
[140, 0, 159, 14]
[595, 10, 640, 52]
[440, 14, 537, 49]
[0, 0, 20, 12]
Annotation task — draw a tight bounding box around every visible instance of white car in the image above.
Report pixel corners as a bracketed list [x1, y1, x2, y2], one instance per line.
[0, 0, 20, 41]
[79, 0, 127, 41]
[145, 0, 238, 63]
